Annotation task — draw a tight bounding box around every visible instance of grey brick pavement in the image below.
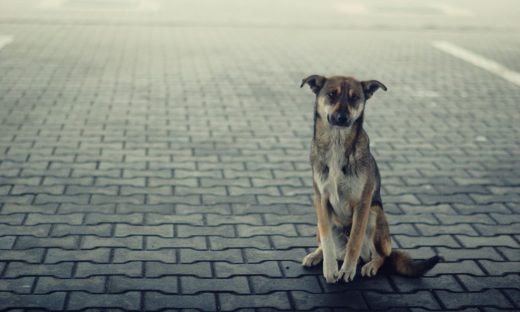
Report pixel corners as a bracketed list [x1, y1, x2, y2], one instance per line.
[1, 0, 520, 311]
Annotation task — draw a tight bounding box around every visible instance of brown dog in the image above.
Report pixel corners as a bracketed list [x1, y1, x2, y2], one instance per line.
[301, 75, 441, 283]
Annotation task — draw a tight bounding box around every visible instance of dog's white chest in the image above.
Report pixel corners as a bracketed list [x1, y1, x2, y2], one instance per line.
[315, 149, 365, 220]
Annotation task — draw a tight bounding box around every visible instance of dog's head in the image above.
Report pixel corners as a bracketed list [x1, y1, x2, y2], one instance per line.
[301, 75, 387, 128]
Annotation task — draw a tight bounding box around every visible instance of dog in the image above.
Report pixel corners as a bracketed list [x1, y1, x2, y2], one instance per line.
[300, 75, 441, 283]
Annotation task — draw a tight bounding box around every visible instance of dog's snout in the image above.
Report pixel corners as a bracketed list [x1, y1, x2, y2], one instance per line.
[328, 111, 350, 127]
[337, 113, 347, 124]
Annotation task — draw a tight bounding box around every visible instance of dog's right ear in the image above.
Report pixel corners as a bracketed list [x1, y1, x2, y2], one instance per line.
[300, 75, 327, 95]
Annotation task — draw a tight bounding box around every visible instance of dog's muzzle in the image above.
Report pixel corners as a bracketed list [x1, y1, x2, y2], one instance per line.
[328, 112, 351, 127]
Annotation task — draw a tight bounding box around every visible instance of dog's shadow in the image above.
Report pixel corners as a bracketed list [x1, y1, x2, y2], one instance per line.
[302, 261, 407, 291]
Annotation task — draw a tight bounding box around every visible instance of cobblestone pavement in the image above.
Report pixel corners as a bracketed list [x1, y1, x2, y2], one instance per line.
[0, 0, 519, 311]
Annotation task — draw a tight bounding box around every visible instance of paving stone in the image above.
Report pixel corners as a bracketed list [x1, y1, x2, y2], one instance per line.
[244, 248, 306, 263]
[85, 213, 144, 225]
[206, 214, 263, 226]
[0, 224, 51, 237]
[176, 224, 235, 237]
[496, 247, 520, 261]
[45, 248, 110, 263]
[391, 275, 464, 291]
[145, 213, 204, 225]
[236, 224, 297, 237]
[249, 276, 321, 293]
[209, 236, 271, 249]
[82, 236, 143, 249]
[0, 292, 66, 310]
[35, 276, 105, 293]
[416, 224, 478, 235]
[4, 262, 73, 278]
[280, 260, 322, 278]
[457, 235, 518, 248]
[113, 248, 177, 263]
[109, 276, 178, 293]
[219, 292, 291, 310]
[395, 234, 460, 248]
[145, 292, 216, 311]
[0, 277, 35, 293]
[292, 291, 367, 310]
[458, 274, 520, 291]
[115, 224, 174, 237]
[320, 274, 394, 291]
[478, 260, 520, 275]
[146, 236, 207, 250]
[425, 260, 485, 276]
[76, 262, 143, 278]
[145, 262, 212, 278]
[181, 276, 249, 294]
[436, 247, 505, 261]
[364, 291, 441, 310]
[271, 235, 317, 248]
[51, 224, 112, 236]
[502, 289, 520, 308]
[0, 236, 16, 248]
[67, 292, 141, 310]
[179, 249, 244, 263]
[0, 213, 25, 225]
[436, 289, 512, 309]
[214, 262, 282, 277]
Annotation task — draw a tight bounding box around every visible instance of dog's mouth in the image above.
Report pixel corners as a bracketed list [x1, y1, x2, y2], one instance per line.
[327, 115, 352, 128]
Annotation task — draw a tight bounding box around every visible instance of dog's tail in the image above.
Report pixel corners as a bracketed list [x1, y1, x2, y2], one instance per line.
[383, 250, 442, 277]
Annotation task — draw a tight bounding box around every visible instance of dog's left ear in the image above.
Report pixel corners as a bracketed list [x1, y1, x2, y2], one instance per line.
[301, 75, 327, 95]
[362, 80, 387, 100]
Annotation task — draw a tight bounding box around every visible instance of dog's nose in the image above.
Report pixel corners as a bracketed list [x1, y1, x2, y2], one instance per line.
[337, 113, 347, 124]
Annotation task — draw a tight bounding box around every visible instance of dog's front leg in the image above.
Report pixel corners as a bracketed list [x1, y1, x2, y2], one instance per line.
[339, 185, 373, 282]
[315, 190, 338, 283]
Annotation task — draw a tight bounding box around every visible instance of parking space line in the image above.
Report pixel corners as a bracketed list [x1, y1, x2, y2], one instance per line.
[0, 36, 14, 51]
[433, 40, 520, 87]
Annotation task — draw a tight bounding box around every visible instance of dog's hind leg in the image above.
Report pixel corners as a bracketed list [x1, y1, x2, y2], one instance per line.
[303, 226, 323, 266]
[303, 245, 323, 267]
[361, 204, 391, 277]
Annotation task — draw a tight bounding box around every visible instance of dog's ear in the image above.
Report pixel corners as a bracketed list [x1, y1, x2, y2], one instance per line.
[300, 75, 327, 95]
[362, 80, 387, 100]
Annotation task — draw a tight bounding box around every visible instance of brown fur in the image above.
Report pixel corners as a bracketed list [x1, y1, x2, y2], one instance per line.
[301, 75, 441, 283]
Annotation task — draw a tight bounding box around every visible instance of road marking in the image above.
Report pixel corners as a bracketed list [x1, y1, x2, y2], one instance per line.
[433, 4, 474, 17]
[0, 36, 14, 51]
[38, 0, 64, 9]
[336, 3, 370, 15]
[137, 0, 159, 12]
[433, 41, 520, 87]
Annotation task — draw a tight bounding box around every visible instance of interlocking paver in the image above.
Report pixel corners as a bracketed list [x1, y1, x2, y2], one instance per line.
[436, 289, 513, 309]
[34, 276, 105, 294]
[0, 0, 519, 310]
[4, 262, 73, 278]
[144, 292, 216, 311]
[67, 292, 140, 310]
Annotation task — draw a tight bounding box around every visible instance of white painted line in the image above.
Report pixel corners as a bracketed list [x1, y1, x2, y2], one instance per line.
[38, 0, 64, 9]
[0, 36, 14, 51]
[336, 3, 370, 15]
[137, 0, 160, 12]
[433, 4, 474, 17]
[433, 41, 520, 87]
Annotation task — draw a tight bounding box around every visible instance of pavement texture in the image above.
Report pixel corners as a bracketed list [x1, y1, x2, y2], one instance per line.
[0, 0, 519, 311]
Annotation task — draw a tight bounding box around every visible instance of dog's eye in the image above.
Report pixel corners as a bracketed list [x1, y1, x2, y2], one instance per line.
[351, 94, 359, 101]
[327, 91, 336, 100]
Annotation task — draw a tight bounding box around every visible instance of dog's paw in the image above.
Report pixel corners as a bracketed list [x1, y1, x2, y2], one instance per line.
[302, 251, 323, 267]
[361, 260, 380, 277]
[322, 258, 339, 283]
[338, 262, 357, 283]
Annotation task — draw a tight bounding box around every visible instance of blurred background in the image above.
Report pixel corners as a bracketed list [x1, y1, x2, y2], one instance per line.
[0, 0, 519, 310]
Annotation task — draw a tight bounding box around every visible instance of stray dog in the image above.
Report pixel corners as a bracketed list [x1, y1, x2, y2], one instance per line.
[300, 75, 441, 283]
